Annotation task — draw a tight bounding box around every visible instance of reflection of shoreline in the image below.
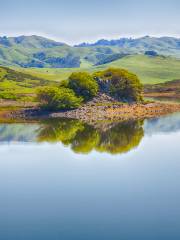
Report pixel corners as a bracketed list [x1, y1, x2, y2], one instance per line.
[0, 112, 179, 154]
[37, 119, 144, 154]
[144, 112, 180, 135]
[0, 123, 40, 142]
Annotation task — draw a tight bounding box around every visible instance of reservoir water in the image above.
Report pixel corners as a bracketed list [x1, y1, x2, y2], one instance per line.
[0, 113, 180, 239]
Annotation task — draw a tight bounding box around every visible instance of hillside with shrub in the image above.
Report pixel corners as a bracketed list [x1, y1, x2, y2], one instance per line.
[144, 79, 180, 99]
[0, 66, 54, 101]
[17, 55, 180, 84]
[37, 68, 143, 111]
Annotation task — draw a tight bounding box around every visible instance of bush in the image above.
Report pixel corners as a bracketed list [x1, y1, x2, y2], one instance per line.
[0, 91, 17, 100]
[145, 50, 158, 57]
[94, 68, 143, 102]
[68, 72, 98, 101]
[37, 86, 83, 110]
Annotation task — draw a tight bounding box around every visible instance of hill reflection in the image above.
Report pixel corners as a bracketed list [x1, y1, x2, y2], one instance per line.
[38, 118, 144, 154]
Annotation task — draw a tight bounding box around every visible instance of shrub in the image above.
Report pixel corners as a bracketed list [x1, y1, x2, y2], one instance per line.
[94, 68, 143, 102]
[145, 50, 158, 57]
[0, 91, 17, 100]
[37, 86, 83, 110]
[68, 72, 98, 101]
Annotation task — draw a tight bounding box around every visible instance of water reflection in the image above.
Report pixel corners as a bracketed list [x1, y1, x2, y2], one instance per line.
[0, 112, 180, 155]
[38, 119, 144, 154]
[1, 114, 180, 240]
[0, 124, 39, 142]
[144, 112, 180, 135]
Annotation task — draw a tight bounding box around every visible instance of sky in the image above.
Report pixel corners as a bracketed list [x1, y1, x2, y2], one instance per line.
[0, 0, 180, 45]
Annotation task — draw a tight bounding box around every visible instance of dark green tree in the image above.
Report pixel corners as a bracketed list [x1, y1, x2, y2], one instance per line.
[37, 86, 83, 110]
[94, 68, 143, 102]
[68, 72, 99, 101]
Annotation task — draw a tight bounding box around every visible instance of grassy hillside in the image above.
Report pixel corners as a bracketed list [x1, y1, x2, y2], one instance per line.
[0, 66, 54, 101]
[0, 36, 123, 68]
[99, 55, 180, 84]
[1, 35, 180, 68]
[1, 54, 180, 102]
[15, 55, 180, 84]
[77, 36, 180, 57]
[144, 79, 180, 99]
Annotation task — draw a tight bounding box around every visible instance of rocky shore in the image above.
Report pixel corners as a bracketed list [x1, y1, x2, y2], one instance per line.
[5, 94, 180, 122]
[50, 102, 180, 121]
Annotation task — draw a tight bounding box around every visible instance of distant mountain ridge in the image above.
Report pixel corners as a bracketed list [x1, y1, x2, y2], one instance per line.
[0, 35, 66, 48]
[75, 36, 180, 48]
[0, 35, 180, 68]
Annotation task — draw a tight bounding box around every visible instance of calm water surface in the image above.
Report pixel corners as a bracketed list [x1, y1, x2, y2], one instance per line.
[0, 113, 180, 240]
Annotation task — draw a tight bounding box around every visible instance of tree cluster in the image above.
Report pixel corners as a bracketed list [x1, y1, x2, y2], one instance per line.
[37, 68, 143, 110]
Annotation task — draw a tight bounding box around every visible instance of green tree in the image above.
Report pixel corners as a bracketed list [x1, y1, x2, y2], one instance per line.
[37, 86, 83, 110]
[68, 72, 98, 101]
[94, 68, 143, 102]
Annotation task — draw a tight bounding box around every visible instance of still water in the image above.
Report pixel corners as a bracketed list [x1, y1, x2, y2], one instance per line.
[0, 113, 180, 240]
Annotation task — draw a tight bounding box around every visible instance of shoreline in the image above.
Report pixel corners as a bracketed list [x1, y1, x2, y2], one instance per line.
[2, 101, 180, 123]
[144, 93, 180, 99]
[50, 102, 180, 121]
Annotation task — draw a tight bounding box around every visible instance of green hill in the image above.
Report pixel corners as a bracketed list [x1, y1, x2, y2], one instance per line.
[17, 55, 180, 84]
[0, 35, 180, 68]
[97, 55, 180, 84]
[1, 54, 180, 102]
[0, 66, 54, 101]
[76, 36, 180, 57]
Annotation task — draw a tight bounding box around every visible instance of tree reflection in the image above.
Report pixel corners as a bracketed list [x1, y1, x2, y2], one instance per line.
[96, 121, 144, 154]
[37, 118, 144, 154]
[38, 119, 84, 145]
[71, 125, 100, 153]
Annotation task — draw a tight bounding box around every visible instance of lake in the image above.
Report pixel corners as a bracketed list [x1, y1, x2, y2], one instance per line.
[0, 113, 180, 240]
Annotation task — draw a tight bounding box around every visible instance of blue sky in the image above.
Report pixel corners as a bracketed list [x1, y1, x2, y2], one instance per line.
[1, 0, 180, 44]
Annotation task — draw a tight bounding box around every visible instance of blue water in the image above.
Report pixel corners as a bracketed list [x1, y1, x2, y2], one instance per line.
[0, 113, 180, 240]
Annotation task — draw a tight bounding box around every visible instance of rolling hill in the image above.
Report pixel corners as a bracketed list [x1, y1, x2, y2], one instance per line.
[0, 35, 180, 100]
[0, 54, 180, 102]
[16, 55, 180, 84]
[0, 35, 180, 68]
[76, 36, 180, 57]
[0, 66, 55, 101]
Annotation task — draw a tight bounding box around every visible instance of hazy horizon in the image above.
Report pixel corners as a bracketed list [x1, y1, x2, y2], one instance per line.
[1, 0, 180, 45]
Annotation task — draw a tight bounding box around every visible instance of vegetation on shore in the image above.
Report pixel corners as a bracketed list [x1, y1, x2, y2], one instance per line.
[1, 54, 180, 105]
[67, 72, 99, 101]
[37, 68, 143, 111]
[36, 86, 83, 110]
[0, 64, 180, 121]
[94, 68, 143, 102]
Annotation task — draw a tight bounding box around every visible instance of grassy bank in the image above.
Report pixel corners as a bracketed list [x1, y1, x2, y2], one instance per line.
[144, 79, 180, 99]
